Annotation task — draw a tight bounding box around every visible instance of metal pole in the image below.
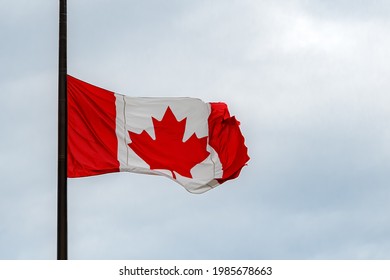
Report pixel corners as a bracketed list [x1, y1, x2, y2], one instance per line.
[58, 0, 68, 260]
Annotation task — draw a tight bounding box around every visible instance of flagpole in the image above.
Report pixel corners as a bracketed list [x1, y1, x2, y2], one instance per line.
[58, 0, 68, 260]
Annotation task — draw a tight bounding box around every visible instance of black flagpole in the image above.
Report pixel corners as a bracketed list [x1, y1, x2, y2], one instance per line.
[58, 0, 68, 260]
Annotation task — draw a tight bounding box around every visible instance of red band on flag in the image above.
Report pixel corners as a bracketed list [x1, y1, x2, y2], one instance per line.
[208, 102, 250, 183]
[67, 75, 119, 177]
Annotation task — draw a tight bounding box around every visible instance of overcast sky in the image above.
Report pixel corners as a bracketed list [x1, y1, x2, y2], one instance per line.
[1, 0, 390, 260]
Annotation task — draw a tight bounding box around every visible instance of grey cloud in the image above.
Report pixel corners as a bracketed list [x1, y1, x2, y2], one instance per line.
[1, 0, 390, 259]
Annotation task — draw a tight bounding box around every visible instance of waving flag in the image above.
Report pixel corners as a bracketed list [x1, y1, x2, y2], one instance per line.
[67, 75, 249, 193]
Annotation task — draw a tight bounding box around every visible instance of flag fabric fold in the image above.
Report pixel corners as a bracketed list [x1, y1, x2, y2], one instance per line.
[67, 75, 249, 193]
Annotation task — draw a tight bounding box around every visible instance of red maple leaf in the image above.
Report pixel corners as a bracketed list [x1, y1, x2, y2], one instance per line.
[128, 106, 210, 179]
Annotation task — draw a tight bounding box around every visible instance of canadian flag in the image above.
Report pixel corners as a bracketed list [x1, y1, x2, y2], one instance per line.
[68, 75, 249, 193]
